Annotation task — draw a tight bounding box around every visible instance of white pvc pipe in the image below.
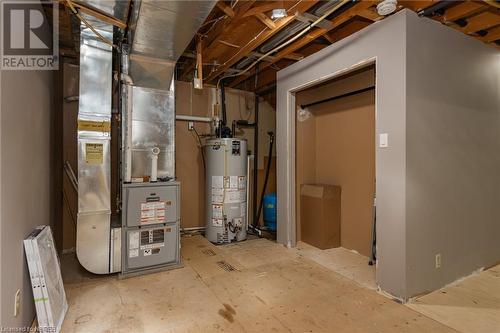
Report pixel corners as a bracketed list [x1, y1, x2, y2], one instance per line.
[150, 147, 160, 182]
[176, 114, 212, 123]
[124, 87, 133, 182]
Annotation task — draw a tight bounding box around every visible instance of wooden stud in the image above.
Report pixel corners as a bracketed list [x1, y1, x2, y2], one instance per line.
[243, 3, 282, 18]
[216, 1, 235, 18]
[60, 0, 127, 29]
[218, 40, 241, 48]
[256, 13, 276, 29]
[196, 38, 203, 83]
[204, 1, 319, 82]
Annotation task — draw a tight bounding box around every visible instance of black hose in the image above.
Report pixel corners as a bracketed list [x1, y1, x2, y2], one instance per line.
[256, 131, 274, 227]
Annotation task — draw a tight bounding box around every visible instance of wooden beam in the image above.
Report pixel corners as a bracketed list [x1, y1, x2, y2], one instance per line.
[218, 40, 240, 48]
[479, 24, 500, 42]
[196, 38, 203, 83]
[254, 2, 375, 75]
[461, 11, 500, 34]
[216, 1, 235, 18]
[256, 13, 276, 29]
[358, 7, 383, 21]
[399, 1, 440, 12]
[204, 1, 319, 82]
[243, 3, 282, 18]
[441, 1, 486, 22]
[61, 0, 126, 29]
[179, 1, 256, 80]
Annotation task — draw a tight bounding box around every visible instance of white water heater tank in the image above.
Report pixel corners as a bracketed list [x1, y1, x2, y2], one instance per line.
[204, 138, 248, 244]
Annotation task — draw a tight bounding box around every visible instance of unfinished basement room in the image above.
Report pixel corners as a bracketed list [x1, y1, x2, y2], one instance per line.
[1, 0, 499, 332]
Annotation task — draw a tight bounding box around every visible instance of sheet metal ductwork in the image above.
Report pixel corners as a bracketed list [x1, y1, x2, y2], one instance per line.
[77, 17, 113, 274]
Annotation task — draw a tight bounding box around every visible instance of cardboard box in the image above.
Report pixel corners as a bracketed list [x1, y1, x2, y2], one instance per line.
[300, 184, 341, 250]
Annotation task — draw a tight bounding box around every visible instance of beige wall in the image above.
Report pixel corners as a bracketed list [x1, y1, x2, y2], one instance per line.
[1, 68, 53, 328]
[296, 69, 375, 256]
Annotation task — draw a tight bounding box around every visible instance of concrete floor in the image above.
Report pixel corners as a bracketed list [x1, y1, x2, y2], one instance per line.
[60, 235, 470, 333]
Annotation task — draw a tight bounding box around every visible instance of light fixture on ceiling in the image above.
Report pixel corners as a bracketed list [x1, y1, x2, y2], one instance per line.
[377, 0, 397, 16]
[271, 8, 287, 19]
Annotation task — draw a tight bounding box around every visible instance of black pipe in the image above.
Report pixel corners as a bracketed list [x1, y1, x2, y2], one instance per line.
[256, 131, 274, 227]
[300, 86, 375, 109]
[220, 80, 227, 127]
[417, 1, 453, 17]
[252, 93, 259, 227]
[252, 64, 260, 228]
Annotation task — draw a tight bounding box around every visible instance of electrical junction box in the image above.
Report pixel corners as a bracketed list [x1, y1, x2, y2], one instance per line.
[121, 181, 181, 277]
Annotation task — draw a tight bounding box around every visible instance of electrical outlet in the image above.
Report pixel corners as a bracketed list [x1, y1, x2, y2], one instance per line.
[188, 121, 194, 131]
[14, 289, 20, 317]
[435, 253, 442, 269]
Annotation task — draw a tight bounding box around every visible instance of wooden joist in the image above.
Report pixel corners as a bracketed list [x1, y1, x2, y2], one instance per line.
[204, 0, 319, 83]
[216, 2, 235, 18]
[479, 25, 500, 42]
[179, 1, 256, 80]
[256, 13, 276, 29]
[460, 11, 500, 34]
[60, 0, 127, 29]
[251, 1, 376, 76]
[441, 1, 486, 22]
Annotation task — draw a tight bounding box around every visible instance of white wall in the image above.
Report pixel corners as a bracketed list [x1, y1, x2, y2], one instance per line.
[0, 68, 53, 328]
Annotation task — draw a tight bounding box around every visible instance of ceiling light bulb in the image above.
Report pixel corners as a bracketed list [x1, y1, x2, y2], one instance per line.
[271, 8, 287, 19]
[377, 0, 397, 16]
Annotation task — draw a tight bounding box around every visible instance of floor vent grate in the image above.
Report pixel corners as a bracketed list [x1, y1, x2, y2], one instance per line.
[217, 260, 236, 272]
[202, 249, 216, 257]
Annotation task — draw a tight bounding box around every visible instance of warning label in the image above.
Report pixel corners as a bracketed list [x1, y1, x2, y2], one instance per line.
[212, 218, 223, 227]
[140, 201, 166, 224]
[212, 204, 223, 218]
[212, 188, 224, 203]
[85, 143, 103, 165]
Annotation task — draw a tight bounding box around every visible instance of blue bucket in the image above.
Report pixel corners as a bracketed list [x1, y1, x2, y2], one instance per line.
[263, 193, 277, 231]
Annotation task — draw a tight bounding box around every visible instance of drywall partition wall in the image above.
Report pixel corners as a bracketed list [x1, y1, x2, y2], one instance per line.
[405, 13, 500, 297]
[295, 69, 375, 256]
[0, 69, 53, 328]
[277, 10, 408, 298]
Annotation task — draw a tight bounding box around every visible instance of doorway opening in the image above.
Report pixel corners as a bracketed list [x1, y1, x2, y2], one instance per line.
[294, 64, 377, 289]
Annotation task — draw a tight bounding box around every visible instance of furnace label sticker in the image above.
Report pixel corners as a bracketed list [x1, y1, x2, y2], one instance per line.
[129, 249, 139, 258]
[212, 218, 223, 227]
[211, 188, 224, 203]
[140, 201, 166, 224]
[229, 176, 239, 189]
[129, 231, 139, 249]
[238, 176, 246, 190]
[212, 176, 223, 189]
[224, 189, 240, 203]
[85, 143, 103, 164]
[212, 204, 223, 218]
[223, 176, 230, 189]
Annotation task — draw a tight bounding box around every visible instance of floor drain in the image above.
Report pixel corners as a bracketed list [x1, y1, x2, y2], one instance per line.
[217, 260, 236, 272]
[202, 249, 216, 256]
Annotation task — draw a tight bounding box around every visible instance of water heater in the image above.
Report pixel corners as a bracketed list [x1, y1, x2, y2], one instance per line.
[204, 138, 248, 243]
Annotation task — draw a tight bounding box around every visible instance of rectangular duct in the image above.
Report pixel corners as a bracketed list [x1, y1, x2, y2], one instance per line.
[77, 18, 113, 274]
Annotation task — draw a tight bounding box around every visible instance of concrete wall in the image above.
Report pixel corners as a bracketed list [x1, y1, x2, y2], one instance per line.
[0, 68, 53, 328]
[405, 14, 500, 296]
[277, 10, 408, 298]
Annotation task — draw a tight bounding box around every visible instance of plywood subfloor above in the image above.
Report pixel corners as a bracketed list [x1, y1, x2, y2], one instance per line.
[407, 264, 500, 333]
[61, 236, 458, 333]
